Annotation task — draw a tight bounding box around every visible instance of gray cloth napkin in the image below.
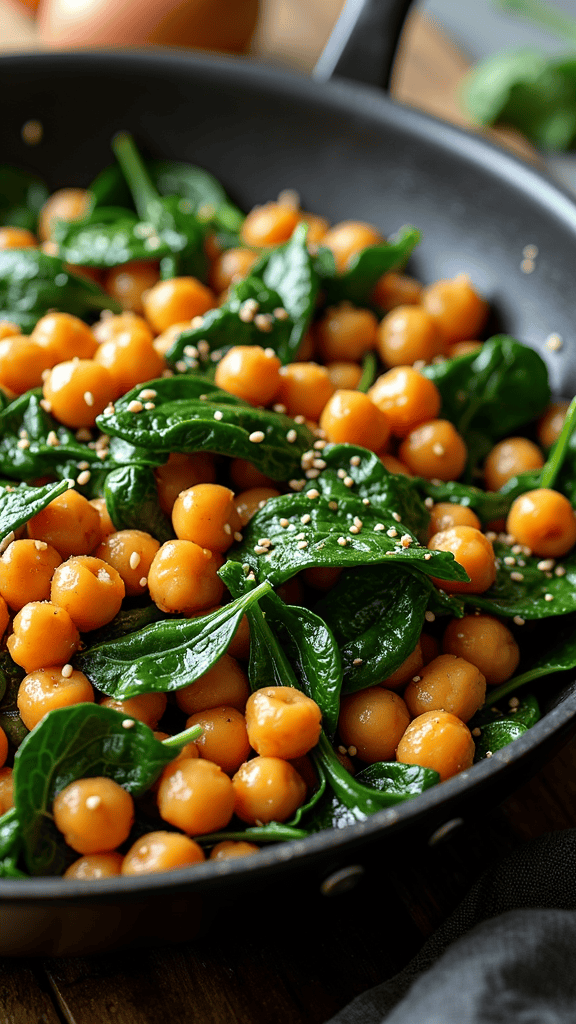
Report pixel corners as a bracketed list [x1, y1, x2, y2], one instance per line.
[328, 830, 576, 1023]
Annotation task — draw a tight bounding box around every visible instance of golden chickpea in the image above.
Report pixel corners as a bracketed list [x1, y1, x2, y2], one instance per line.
[214, 345, 282, 407]
[245, 686, 322, 759]
[43, 359, 116, 429]
[50, 555, 125, 632]
[89, 497, 116, 539]
[0, 335, 53, 395]
[99, 692, 167, 730]
[38, 188, 91, 242]
[398, 419, 468, 480]
[17, 666, 94, 731]
[0, 726, 8, 770]
[377, 305, 445, 366]
[209, 248, 259, 292]
[371, 271, 423, 311]
[0, 226, 37, 249]
[121, 831, 205, 875]
[380, 640, 424, 690]
[403, 653, 486, 723]
[175, 653, 250, 716]
[93, 329, 164, 396]
[234, 486, 280, 527]
[209, 840, 259, 860]
[442, 614, 520, 686]
[104, 261, 160, 314]
[158, 757, 235, 835]
[148, 540, 224, 615]
[428, 502, 481, 539]
[0, 539, 62, 611]
[92, 312, 154, 345]
[185, 706, 250, 775]
[484, 437, 544, 491]
[380, 454, 413, 476]
[316, 303, 378, 363]
[506, 488, 576, 558]
[232, 756, 307, 824]
[447, 340, 483, 358]
[152, 321, 191, 358]
[338, 688, 410, 763]
[240, 202, 300, 247]
[142, 277, 216, 333]
[0, 768, 14, 814]
[276, 362, 335, 421]
[8, 602, 80, 674]
[319, 389, 391, 451]
[0, 320, 20, 340]
[299, 212, 329, 246]
[321, 221, 383, 272]
[396, 710, 475, 781]
[229, 458, 274, 491]
[64, 852, 124, 879]
[53, 777, 134, 854]
[31, 312, 98, 362]
[27, 489, 101, 559]
[325, 361, 363, 391]
[154, 452, 216, 517]
[421, 274, 489, 345]
[172, 483, 242, 553]
[94, 530, 160, 596]
[369, 366, 442, 438]
[537, 400, 570, 449]
[429, 525, 496, 594]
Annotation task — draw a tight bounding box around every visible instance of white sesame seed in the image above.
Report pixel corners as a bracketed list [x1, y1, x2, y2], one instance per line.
[127, 400, 144, 413]
[374, 523, 385, 532]
[343, 476, 354, 488]
[424, 497, 434, 509]
[287, 429, 297, 443]
[337, 468, 346, 479]
[392, 512, 402, 522]
[485, 531, 497, 542]
[139, 388, 157, 400]
[513, 615, 525, 626]
[352, 658, 363, 666]
[289, 479, 306, 491]
[39, 398, 52, 412]
[412, 675, 421, 683]
[338, 745, 347, 756]
[61, 664, 73, 678]
[510, 571, 524, 582]
[350, 455, 361, 467]
[472, 727, 481, 737]
[175, 360, 188, 373]
[425, 611, 436, 623]
[313, 439, 327, 450]
[348, 746, 358, 757]
[537, 558, 555, 571]
[295, 533, 306, 541]
[386, 528, 397, 538]
[34, 540, 47, 551]
[555, 566, 567, 576]
[545, 332, 563, 351]
[504, 556, 516, 566]
[254, 545, 268, 554]
[46, 431, 59, 447]
[214, 410, 223, 421]
[139, 577, 148, 588]
[273, 403, 287, 415]
[234, 531, 243, 542]
[401, 534, 412, 547]
[424, 552, 432, 560]
[273, 307, 289, 320]
[85, 795, 101, 810]
[328, 501, 338, 511]
[313, 459, 326, 470]
[258, 538, 272, 547]
[523, 243, 538, 259]
[306, 469, 320, 479]
[362, 498, 370, 506]
[122, 719, 136, 729]
[297, 540, 308, 549]
[197, 341, 210, 357]
[76, 470, 91, 486]
[249, 430, 265, 443]
[294, 415, 306, 425]
[432, 443, 445, 457]
[544, 593, 554, 602]
[129, 551, 141, 570]
[307, 489, 320, 500]
[144, 402, 156, 411]
[349, 525, 360, 534]
[521, 258, 535, 274]
[83, 391, 95, 407]
[337, 537, 348, 546]
[16, 438, 30, 449]
[509, 697, 520, 708]
[279, 518, 290, 528]
[300, 514, 311, 524]
[485, 750, 493, 758]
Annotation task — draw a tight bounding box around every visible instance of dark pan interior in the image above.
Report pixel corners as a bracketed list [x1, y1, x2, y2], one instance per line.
[1, 49, 576, 925]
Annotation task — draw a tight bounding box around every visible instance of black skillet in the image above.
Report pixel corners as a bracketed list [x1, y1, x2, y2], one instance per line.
[2, 0, 576, 957]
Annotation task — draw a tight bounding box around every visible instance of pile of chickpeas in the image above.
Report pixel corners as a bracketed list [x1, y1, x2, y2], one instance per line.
[0, 186, 573, 880]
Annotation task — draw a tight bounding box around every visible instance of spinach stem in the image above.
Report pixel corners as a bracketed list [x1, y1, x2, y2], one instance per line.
[358, 350, 378, 393]
[539, 395, 576, 489]
[112, 132, 160, 221]
[161, 723, 204, 749]
[498, 0, 576, 44]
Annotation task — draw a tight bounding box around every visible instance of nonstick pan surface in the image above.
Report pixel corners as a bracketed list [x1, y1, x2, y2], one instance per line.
[2, 0, 576, 954]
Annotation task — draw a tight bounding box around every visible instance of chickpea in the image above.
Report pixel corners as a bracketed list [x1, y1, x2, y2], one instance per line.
[152, 321, 191, 358]
[0, 226, 37, 249]
[232, 756, 307, 824]
[338, 688, 410, 763]
[64, 852, 124, 879]
[0, 320, 20, 340]
[0, 335, 53, 395]
[234, 486, 280, 527]
[421, 274, 489, 345]
[380, 454, 412, 476]
[240, 202, 300, 247]
[506, 488, 576, 558]
[209, 840, 259, 860]
[31, 312, 98, 362]
[17, 666, 94, 731]
[0, 768, 14, 814]
[172, 483, 242, 552]
[245, 686, 322, 759]
[209, 248, 259, 292]
[0, 539, 62, 611]
[92, 312, 154, 345]
[148, 540, 224, 614]
[404, 653, 486, 723]
[185, 706, 250, 775]
[396, 710, 475, 781]
[369, 366, 442, 438]
[94, 530, 160, 596]
[8, 602, 80, 674]
[325, 361, 363, 391]
[371, 271, 423, 311]
[99, 693, 167, 730]
[229, 458, 274, 492]
[142, 277, 216, 333]
[27, 489, 102, 559]
[104, 261, 160, 314]
[0, 726, 8, 769]
[50, 555, 125, 632]
[447, 340, 483, 358]
[175, 653, 250, 715]
[398, 420, 468, 481]
[121, 831, 205, 875]
[315, 303, 378, 363]
[429, 525, 497, 594]
[277, 362, 335, 421]
[538, 400, 570, 449]
[295, 329, 316, 362]
[428, 502, 481, 539]
[319, 389, 391, 451]
[43, 359, 116, 429]
[299, 212, 330, 246]
[38, 188, 91, 242]
[484, 437, 544, 491]
[157, 757, 235, 835]
[93, 329, 164, 396]
[377, 305, 445, 366]
[381, 640, 424, 689]
[155, 452, 216, 516]
[214, 345, 282, 407]
[442, 614, 520, 686]
[321, 221, 383, 272]
[420, 633, 440, 664]
[89, 497, 116, 539]
[53, 777, 134, 854]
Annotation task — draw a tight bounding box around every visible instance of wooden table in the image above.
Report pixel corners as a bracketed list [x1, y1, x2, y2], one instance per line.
[0, 3, 572, 1022]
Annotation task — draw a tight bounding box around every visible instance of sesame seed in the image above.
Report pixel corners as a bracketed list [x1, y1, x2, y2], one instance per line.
[350, 456, 361, 467]
[537, 558, 555, 571]
[297, 540, 308, 549]
[374, 523, 385, 532]
[139, 388, 157, 400]
[127, 400, 143, 413]
[392, 512, 402, 523]
[544, 593, 554, 602]
[16, 438, 30, 449]
[337, 469, 347, 479]
[513, 615, 525, 626]
[144, 402, 156, 411]
[432, 443, 445, 457]
[83, 391, 95, 407]
[521, 258, 535, 274]
[313, 459, 326, 470]
[503, 556, 516, 566]
[234, 531, 243, 542]
[328, 501, 338, 511]
[509, 697, 520, 708]
[338, 745, 347, 755]
[353, 517, 362, 528]
[254, 545, 268, 554]
[348, 746, 357, 757]
[510, 571, 524, 581]
[313, 439, 327, 450]
[545, 332, 563, 351]
[76, 470, 91, 486]
[362, 498, 370, 506]
[306, 469, 320, 479]
[343, 476, 354, 488]
[286, 429, 297, 443]
[39, 398, 52, 412]
[485, 531, 497, 542]
[175, 360, 187, 373]
[472, 727, 481, 737]
[129, 551, 141, 570]
[273, 307, 289, 320]
[386, 528, 397, 538]
[424, 497, 434, 509]
[34, 540, 47, 551]
[257, 538, 272, 547]
[85, 795, 102, 810]
[349, 525, 360, 534]
[249, 430, 265, 443]
[352, 658, 363, 666]
[307, 489, 320, 500]
[300, 514, 311, 524]
[139, 577, 148, 588]
[400, 535, 412, 547]
[223, 523, 232, 535]
[214, 410, 223, 421]
[555, 566, 567, 576]
[103, 403, 115, 415]
[294, 415, 305, 424]
[122, 719, 136, 729]
[523, 243, 538, 259]
[273, 403, 287, 415]
[46, 431, 59, 447]
[197, 341, 210, 358]
[279, 518, 290, 528]
[61, 664, 73, 678]
[425, 611, 436, 623]
[412, 675, 421, 683]
[295, 532, 306, 541]
[337, 536, 348, 546]
[183, 345, 198, 357]
[254, 314, 274, 333]
[485, 751, 493, 758]
[289, 479, 305, 491]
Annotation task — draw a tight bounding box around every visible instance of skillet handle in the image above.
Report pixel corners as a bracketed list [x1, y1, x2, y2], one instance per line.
[313, 0, 415, 92]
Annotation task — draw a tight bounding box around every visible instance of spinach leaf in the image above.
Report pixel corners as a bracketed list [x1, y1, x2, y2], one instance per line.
[75, 582, 272, 699]
[0, 478, 72, 543]
[314, 564, 431, 693]
[0, 652, 27, 749]
[0, 165, 49, 232]
[469, 540, 576, 619]
[86, 603, 170, 647]
[0, 390, 98, 481]
[488, 616, 576, 704]
[416, 478, 515, 524]
[97, 375, 315, 481]
[12, 704, 198, 875]
[104, 465, 174, 543]
[320, 225, 421, 306]
[473, 695, 540, 760]
[252, 224, 320, 357]
[0, 249, 121, 332]
[148, 160, 244, 236]
[0, 808, 25, 878]
[52, 206, 172, 268]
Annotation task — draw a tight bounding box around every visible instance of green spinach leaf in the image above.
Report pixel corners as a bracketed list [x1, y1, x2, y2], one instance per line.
[320, 225, 421, 305]
[469, 540, 576, 619]
[104, 464, 174, 543]
[252, 224, 320, 357]
[0, 478, 72, 542]
[0, 165, 49, 232]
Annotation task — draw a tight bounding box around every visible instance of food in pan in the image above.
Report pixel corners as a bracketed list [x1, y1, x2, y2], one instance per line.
[0, 133, 574, 879]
